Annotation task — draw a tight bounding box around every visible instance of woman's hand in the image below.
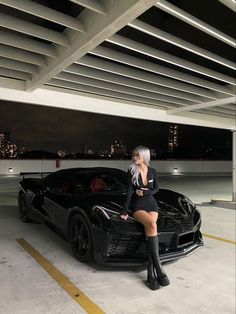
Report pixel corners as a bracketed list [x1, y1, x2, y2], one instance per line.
[120, 214, 129, 220]
[136, 189, 144, 196]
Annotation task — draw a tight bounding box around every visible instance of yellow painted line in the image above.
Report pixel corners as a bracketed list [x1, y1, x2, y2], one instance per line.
[16, 238, 105, 314]
[202, 233, 236, 245]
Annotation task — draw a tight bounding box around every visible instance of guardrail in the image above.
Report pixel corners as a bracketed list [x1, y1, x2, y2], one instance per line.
[0, 159, 232, 175]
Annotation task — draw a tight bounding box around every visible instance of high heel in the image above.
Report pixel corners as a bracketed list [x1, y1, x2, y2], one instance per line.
[147, 236, 170, 287]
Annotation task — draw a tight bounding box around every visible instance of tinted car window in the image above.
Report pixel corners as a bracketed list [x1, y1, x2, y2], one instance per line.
[74, 171, 127, 193]
[44, 174, 72, 193]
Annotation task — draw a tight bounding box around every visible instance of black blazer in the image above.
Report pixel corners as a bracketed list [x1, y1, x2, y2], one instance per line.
[123, 167, 159, 213]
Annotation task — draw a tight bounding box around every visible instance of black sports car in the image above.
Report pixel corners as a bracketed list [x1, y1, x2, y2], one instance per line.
[18, 167, 203, 265]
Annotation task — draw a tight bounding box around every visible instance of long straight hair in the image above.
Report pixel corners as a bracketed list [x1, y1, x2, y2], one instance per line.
[129, 146, 150, 185]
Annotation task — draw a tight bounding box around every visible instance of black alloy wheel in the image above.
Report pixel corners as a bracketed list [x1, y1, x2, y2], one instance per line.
[68, 213, 93, 262]
[19, 193, 31, 223]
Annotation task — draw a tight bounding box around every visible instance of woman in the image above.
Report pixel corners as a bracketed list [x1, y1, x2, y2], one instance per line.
[120, 146, 170, 290]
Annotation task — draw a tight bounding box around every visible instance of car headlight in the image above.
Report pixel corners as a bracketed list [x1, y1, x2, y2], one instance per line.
[92, 206, 120, 220]
[92, 206, 135, 222]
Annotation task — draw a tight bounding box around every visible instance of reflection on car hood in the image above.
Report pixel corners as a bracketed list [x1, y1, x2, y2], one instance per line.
[99, 200, 125, 214]
[98, 197, 195, 219]
[98, 191, 198, 232]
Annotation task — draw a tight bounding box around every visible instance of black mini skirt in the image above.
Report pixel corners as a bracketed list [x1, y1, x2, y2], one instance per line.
[131, 195, 159, 213]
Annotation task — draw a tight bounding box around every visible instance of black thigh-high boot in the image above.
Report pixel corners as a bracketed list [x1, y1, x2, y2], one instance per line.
[147, 252, 159, 290]
[147, 236, 170, 287]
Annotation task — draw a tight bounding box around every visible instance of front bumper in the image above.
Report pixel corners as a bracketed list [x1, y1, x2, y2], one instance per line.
[159, 237, 203, 263]
[92, 222, 204, 266]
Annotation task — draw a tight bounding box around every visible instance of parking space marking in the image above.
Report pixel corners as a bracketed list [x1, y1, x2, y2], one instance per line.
[202, 233, 236, 245]
[16, 238, 105, 314]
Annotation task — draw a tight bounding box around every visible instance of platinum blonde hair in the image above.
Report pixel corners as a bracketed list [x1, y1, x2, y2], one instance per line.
[129, 146, 150, 185]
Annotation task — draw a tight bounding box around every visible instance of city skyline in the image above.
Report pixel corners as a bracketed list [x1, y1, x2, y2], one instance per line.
[0, 131, 158, 159]
[0, 100, 232, 160]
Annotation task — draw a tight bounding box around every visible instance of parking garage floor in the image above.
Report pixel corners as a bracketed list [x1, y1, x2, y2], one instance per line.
[0, 175, 235, 314]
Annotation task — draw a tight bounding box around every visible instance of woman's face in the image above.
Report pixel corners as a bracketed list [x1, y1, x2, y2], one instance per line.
[132, 150, 144, 165]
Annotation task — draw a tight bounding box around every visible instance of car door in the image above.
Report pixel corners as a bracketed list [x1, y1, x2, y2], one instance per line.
[40, 173, 73, 231]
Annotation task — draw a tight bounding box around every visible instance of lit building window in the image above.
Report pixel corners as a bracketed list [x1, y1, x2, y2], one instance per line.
[168, 125, 179, 153]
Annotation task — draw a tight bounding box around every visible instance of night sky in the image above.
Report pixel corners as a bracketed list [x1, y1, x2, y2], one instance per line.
[0, 100, 232, 159]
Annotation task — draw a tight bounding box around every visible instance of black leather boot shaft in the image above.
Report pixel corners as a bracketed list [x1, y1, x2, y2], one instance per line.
[147, 236, 170, 287]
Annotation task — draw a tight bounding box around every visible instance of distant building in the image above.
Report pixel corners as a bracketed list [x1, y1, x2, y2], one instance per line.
[7, 142, 18, 158]
[0, 131, 29, 158]
[18, 146, 27, 155]
[111, 139, 126, 158]
[168, 125, 179, 153]
[150, 149, 157, 158]
[0, 132, 9, 157]
[0, 131, 18, 158]
[57, 149, 67, 158]
[82, 144, 94, 155]
[0, 133, 5, 148]
[98, 149, 110, 158]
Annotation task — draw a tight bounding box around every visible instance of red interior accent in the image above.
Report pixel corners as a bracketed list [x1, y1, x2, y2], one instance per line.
[90, 177, 106, 192]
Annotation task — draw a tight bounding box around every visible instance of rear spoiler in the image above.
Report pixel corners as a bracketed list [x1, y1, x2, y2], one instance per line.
[20, 172, 52, 178]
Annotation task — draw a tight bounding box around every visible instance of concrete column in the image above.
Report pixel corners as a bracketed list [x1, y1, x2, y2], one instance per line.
[233, 130, 236, 202]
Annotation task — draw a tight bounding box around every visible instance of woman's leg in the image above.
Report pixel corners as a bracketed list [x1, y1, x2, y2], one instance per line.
[133, 210, 158, 237]
[147, 235, 170, 286]
[133, 210, 159, 290]
[133, 210, 170, 287]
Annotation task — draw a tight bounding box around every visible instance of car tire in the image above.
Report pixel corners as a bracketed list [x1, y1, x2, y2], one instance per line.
[68, 213, 93, 262]
[18, 193, 31, 223]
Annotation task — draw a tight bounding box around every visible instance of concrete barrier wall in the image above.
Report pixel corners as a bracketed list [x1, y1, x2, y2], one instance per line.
[0, 159, 232, 175]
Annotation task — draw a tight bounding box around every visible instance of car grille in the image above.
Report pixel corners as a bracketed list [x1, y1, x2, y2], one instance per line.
[178, 232, 195, 247]
[176, 215, 194, 230]
[159, 213, 194, 232]
[106, 235, 146, 256]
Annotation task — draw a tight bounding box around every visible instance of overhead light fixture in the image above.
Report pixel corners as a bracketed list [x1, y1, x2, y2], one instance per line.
[8, 168, 13, 173]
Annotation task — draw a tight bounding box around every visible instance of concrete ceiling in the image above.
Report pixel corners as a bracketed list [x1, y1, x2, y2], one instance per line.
[0, 0, 235, 130]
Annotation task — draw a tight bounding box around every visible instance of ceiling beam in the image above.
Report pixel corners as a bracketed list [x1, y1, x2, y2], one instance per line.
[203, 106, 236, 115]
[68, 0, 107, 14]
[155, 0, 235, 47]
[107, 35, 236, 87]
[26, 0, 159, 91]
[168, 97, 236, 114]
[0, 57, 38, 74]
[0, 29, 57, 57]
[222, 104, 236, 110]
[129, 19, 235, 70]
[68, 61, 203, 102]
[1, 0, 85, 32]
[0, 67, 31, 80]
[0, 77, 25, 90]
[0, 44, 47, 66]
[55, 72, 192, 105]
[91, 45, 234, 95]
[218, 0, 236, 12]
[48, 78, 182, 108]
[76, 55, 218, 100]
[0, 13, 70, 46]
[194, 109, 235, 119]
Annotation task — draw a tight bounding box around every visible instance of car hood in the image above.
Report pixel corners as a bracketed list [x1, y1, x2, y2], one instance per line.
[97, 189, 197, 232]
